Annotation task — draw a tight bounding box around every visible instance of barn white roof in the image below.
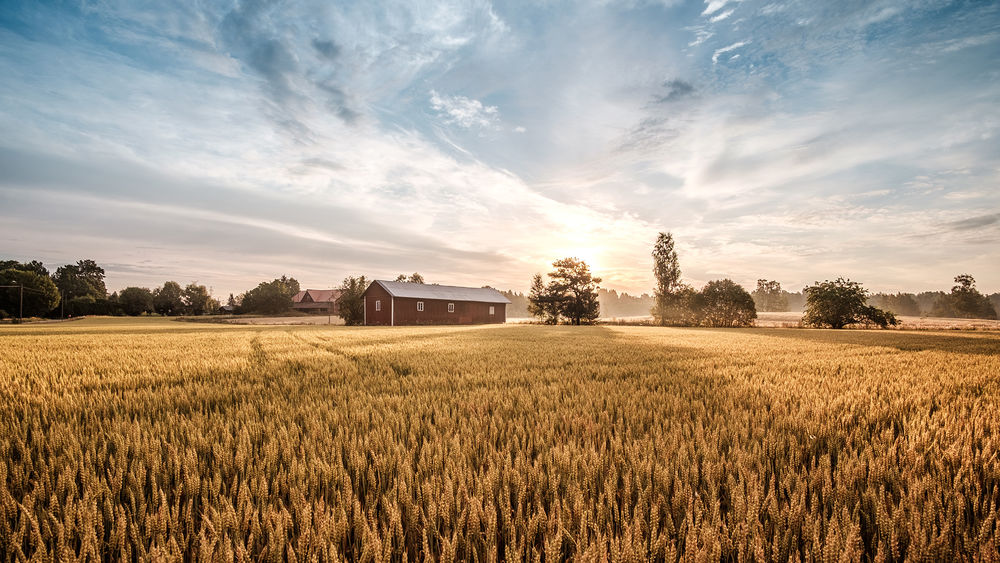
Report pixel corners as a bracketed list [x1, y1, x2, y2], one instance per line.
[371, 280, 511, 304]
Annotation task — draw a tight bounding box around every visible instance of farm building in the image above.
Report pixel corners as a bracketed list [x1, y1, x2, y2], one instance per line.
[363, 280, 510, 326]
[291, 289, 341, 315]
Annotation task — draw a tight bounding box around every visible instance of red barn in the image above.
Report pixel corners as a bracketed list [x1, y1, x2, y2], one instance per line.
[363, 280, 510, 326]
[291, 289, 341, 315]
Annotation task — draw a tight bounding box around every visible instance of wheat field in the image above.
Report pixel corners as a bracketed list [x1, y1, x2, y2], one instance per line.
[2, 318, 999, 561]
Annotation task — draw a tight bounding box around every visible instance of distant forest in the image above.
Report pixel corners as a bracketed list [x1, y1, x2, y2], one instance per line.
[3, 257, 999, 320]
[749, 287, 1000, 318]
[502, 287, 1000, 319]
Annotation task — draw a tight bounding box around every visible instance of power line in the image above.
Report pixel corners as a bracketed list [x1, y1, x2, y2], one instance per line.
[0, 284, 24, 322]
[1, 283, 54, 322]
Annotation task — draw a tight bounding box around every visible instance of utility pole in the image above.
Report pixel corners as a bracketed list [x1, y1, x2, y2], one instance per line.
[0, 284, 24, 323]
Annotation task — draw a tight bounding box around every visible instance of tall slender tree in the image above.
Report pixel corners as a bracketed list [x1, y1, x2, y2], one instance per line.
[652, 232, 684, 325]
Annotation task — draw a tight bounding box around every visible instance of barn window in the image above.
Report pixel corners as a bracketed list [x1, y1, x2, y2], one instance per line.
[489, 306, 495, 315]
[448, 303, 455, 313]
[417, 301, 424, 312]
[375, 300, 381, 312]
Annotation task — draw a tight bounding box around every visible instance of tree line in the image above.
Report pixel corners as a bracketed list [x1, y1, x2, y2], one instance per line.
[0, 259, 219, 320]
[5, 251, 996, 325]
[521, 235, 760, 327]
[644, 232, 904, 329]
[2, 259, 329, 320]
[0, 262, 449, 322]
[522, 232, 997, 328]
[750, 276, 998, 319]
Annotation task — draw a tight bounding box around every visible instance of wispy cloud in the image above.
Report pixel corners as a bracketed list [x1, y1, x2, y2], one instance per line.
[710, 9, 734, 23]
[712, 40, 748, 63]
[687, 27, 714, 47]
[702, 0, 740, 16]
[429, 90, 501, 129]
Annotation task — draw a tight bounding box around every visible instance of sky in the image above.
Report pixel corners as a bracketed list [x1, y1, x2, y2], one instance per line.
[1, 0, 998, 297]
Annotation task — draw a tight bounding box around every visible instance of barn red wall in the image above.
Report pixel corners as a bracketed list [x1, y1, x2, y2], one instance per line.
[363, 283, 393, 326]
[363, 282, 508, 326]
[392, 297, 505, 325]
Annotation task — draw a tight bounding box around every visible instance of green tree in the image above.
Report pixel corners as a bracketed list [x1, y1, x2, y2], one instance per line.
[337, 276, 368, 326]
[118, 287, 154, 316]
[0, 260, 49, 277]
[931, 274, 997, 319]
[659, 286, 704, 326]
[395, 273, 425, 284]
[0, 268, 61, 318]
[699, 279, 757, 327]
[752, 279, 788, 312]
[182, 282, 212, 315]
[546, 258, 602, 325]
[803, 278, 897, 329]
[241, 276, 300, 314]
[651, 232, 686, 325]
[52, 259, 106, 301]
[527, 273, 560, 324]
[153, 281, 185, 315]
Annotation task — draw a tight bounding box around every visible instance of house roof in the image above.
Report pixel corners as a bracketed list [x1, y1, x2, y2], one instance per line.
[292, 289, 341, 304]
[369, 280, 511, 304]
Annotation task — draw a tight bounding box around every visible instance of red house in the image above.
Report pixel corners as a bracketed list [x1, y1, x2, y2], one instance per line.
[291, 289, 342, 315]
[363, 280, 510, 326]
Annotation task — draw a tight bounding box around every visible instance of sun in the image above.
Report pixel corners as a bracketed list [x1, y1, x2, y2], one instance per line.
[561, 248, 602, 273]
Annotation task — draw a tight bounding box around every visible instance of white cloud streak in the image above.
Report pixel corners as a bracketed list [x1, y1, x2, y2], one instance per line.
[712, 40, 748, 63]
[429, 90, 501, 129]
[702, 0, 740, 16]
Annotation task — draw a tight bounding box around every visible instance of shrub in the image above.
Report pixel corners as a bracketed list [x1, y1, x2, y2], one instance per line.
[118, 287, 155, 316]
[803, 278, 897, 329]
[698, 279, 757, 327]
[337, 276, 368, 326]
[239, 276, 300, 314]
